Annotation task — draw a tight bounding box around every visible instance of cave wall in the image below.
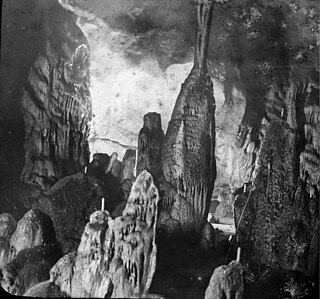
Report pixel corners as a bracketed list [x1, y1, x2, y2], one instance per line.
[1, 0, 92, 193]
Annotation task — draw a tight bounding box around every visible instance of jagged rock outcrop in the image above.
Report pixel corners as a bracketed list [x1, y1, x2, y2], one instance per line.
[161, 2, 216, 235]
[204, 260, 244, 299]
[0, 209, 62, 295]
[0, 213, 17, 239]
[111, 170, 159, 298]
[137, 112, 165, 178]
[0, 214, 17, 270]
[31, 173, 102, 253]
[26, 170, 159, 298]
[234, 121, 319, 276]
[19, 0, 91, 190]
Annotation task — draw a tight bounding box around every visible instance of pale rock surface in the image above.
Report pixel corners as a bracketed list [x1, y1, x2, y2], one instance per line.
[205, 260, 244, 299]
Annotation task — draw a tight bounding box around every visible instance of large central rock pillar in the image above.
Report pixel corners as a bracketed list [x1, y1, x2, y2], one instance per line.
[161, 1, 216, 234]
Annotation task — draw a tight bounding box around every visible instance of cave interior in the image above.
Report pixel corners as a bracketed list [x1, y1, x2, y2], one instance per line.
[0, 0, 319, 298]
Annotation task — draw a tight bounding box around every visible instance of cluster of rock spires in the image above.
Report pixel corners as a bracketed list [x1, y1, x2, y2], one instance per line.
[137, 2, 216, 239]
[1, 0, 319, 298]
[0, 170, 159, 297]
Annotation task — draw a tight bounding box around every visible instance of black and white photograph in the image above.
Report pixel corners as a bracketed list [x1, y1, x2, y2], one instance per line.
[0, 0, 319, 298]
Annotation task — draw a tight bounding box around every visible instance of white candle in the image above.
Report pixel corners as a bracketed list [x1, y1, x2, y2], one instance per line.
[268, 163, 271, 170]
[244, 184, 247, 193]
[84, 167, 87, 174]
[281, 108, 284, 117]
[236, 247, 241, 263]
[310, 190, 312, 198]
[134, 149, 138, 177]
[101, 197, 105, 211]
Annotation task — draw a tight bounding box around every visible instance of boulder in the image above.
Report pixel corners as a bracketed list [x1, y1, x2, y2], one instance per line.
[1, 243, 62, 296]
[10, 209, 57, 256]
[205, 260, 244, 299]
[32, 173, 102, 253]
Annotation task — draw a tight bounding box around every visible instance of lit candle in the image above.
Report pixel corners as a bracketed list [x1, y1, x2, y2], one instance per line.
[101, 197, 105, 211]
[236, 247, 241, 263]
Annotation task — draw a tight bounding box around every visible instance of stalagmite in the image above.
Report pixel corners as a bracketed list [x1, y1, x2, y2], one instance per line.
[161, 0, 216, 235]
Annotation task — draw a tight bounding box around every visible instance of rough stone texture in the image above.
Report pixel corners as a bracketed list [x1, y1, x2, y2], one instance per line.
[111, 170, 159, 298]
[0, 213, 17, 238]
[31, 173, 102, 253]
[70, 210, 114, 298]
[235, 121, 319, 276]
[0, 239, 12, 270]
[1, 243, 62, 296]
[24, 281, 66, 298]
[21, 31, 91, 189]
[19, 11, 92, 190]
[200, 222, 216, 252]
[137, 113, 165, 178]
[161, 2, 216, 235]
[10, 209, 58, 256]
[205, 260, 244, 299]
[27, 170, 159, 298]
[50, 251, 76, 296]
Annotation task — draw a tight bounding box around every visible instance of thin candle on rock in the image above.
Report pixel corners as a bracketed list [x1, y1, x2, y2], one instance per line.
[244, 184, 247, 193]
[236, 247, 241, 263]
[281, 108, 284, 117]
[84, 167, 87, 174]
[101, 197, 105, 211]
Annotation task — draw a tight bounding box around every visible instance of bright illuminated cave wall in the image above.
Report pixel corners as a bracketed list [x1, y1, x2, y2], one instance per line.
[58, 0, 224, 161]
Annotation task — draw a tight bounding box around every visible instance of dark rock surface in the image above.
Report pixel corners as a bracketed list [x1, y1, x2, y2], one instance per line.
[137, 112, 165, 178]
[19, 4, 91, 190]
[235, 121, 319, 276]
[0, 209, 62, 296]
[1, 243, 62, 296]
[31, 173, 102, 253]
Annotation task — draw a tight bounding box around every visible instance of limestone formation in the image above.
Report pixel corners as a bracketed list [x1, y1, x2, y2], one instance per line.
[111, 170, 159, 298]
[137, 113, 165, 178]
[69, 210, 114, 297]
[205, 260, 244, 299]
[1, 243, 62, 296]
[10, 209, 58, 256]
[26, 170, 159, 298]
[0, 213, 17, 238]
[19, 0, 92, 190]
[161, 1, 216, 235]
[235, 121, 319, 276]
[32, 173, 102, 253]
